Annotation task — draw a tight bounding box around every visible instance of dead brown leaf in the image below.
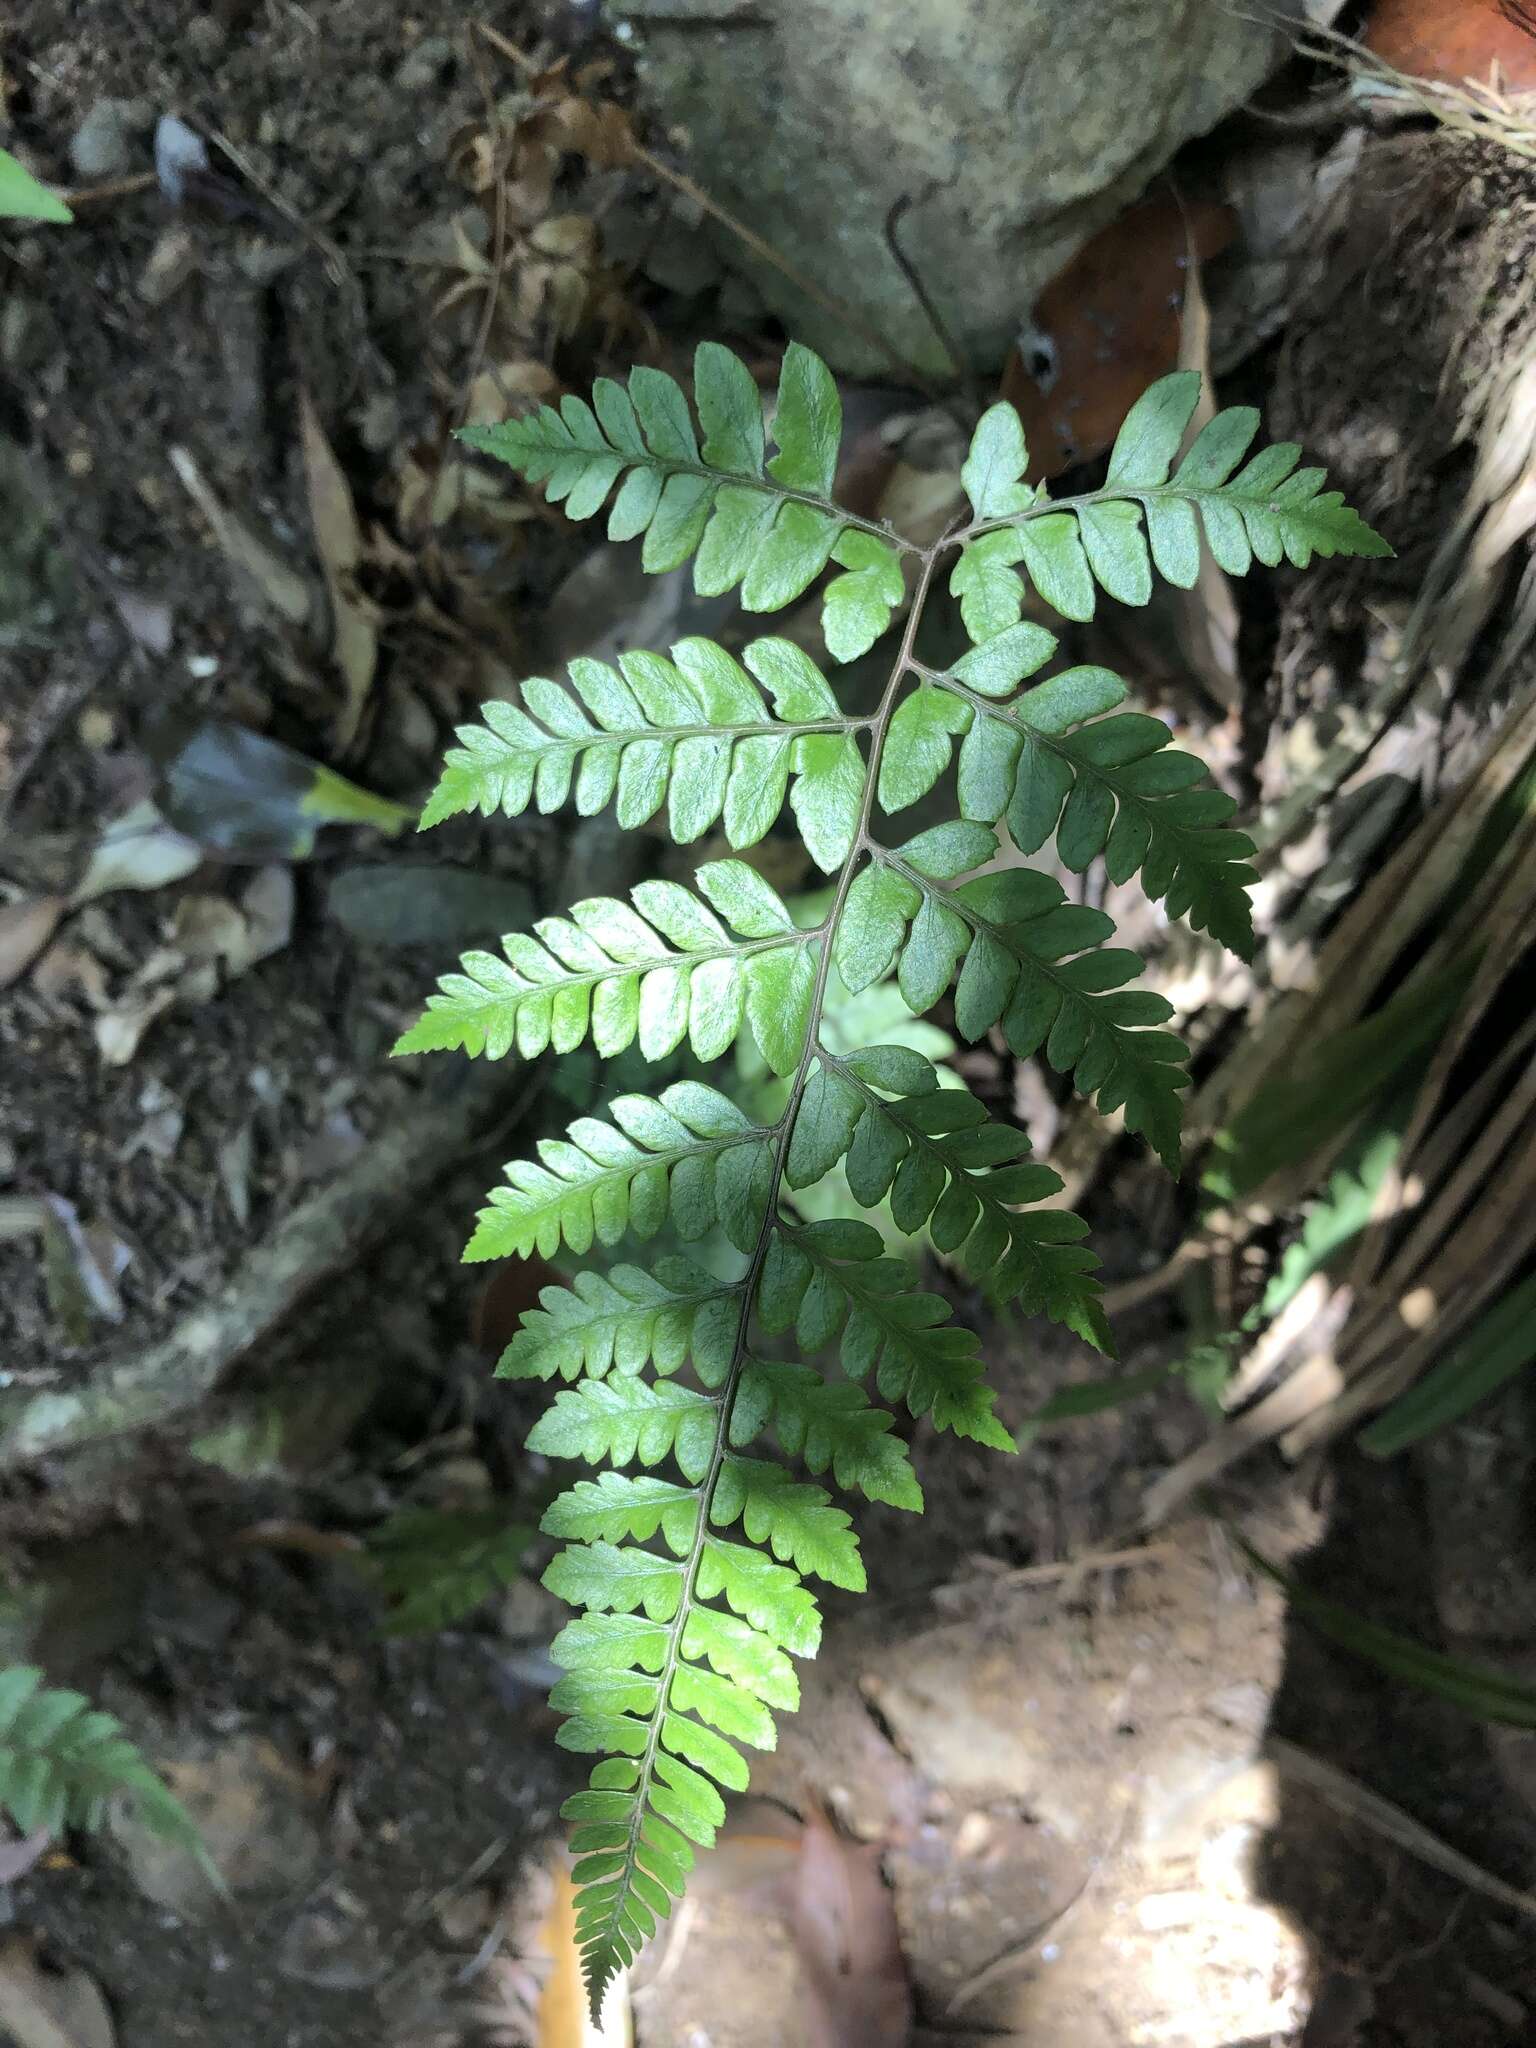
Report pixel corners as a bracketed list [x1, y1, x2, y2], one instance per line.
[299, 387, 381, 749]
[0, 894, 66, 990]
[170, 445, 314, 629]
[0, 1934, 115, 2048]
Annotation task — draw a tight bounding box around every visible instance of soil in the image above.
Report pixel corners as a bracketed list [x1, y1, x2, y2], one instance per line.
[2, 8, 1536, 2046]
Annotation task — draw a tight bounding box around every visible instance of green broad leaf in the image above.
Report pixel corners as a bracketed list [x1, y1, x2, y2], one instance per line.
[766, 342, 841, 496]
[669, 1663, 776, 1748]
[949, 618, 1058, 698]
[1240, 1537, 1536, 1730]
[950, 529, 1028, 643]
[0, 148, 73, 224]
[694, 340, 765, 477]
[1017, 513, 1096, 622]
[711, 1456, 865, 1591]
[695, 858, 795, 936]
[961, 402, 1032, 520]
[1360, 1273, 1536, 1458]
[878, 688, 971, 814]
[682, 1606, 800, 1711]
[499, 1261, 742, 1385]
[745, 940, 818, 1077]
[894, 819, 996, 878]
[791, 732, 866, 872]
[835, 864, 919, 993]
[786, 1063, 866, 1188]
[528, 1378, 721, 1482]
[822, 531, 904, 662]
[465, 1084, 765, 1262]
[1107, 372, 1202, 487]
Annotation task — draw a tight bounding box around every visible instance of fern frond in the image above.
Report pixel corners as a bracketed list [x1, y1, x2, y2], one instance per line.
[420, 637, 867, 871]
[499, 1260, 743, 1384]
[460, 341, 908, 654]
[951, 376, 1392, 630]
[0, 1666, 201, 1850]
[876, 622, 1257, 956]
[836, 824, 1189, 1170]
[364, 1507, 535, 1636]
[728, 1359, 922, 1509]
[394, 862, 819, 1075]
[787, 1044, 1111, 1350]
[466, 1082, 771, 1262]
[761, 1218, 1015, 1450]
[419, 344, 1388, 2015]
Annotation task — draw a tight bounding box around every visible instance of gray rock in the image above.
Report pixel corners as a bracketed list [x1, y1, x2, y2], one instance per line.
[69, 98, 151, 181]
[395, 34, 453, 91]
[616, 0, 1299, 376]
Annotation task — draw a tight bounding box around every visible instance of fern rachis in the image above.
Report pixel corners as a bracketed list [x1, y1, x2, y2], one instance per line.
[399, 343, 1388, 2009]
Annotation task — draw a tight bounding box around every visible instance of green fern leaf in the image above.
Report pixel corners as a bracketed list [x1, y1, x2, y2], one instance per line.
[365, 1506, 535, 1635]
[729, 1359, 921, 1509]
[834, 831, 1189, 1170]
[951, 376, 1390, 631]
[394, 863, 818, 1075]
[529, 1378, 721, 1479]
[787, 1047, 1111, 1349]
[0, 1668, 203, 1852]
[765, 1219, 1015, 1450]
[466, 1083, 768, 1262]
[420, 636, 866, 868]
[460, 341, 909, 649]
[420, 345, 1388, 2015]
[499, 1260, 743, 1385]
[938, 660, 1258, 957]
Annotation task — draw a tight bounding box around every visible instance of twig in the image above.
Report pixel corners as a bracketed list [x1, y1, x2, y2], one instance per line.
[1268, 1738, 1536, 1923]
[0, 1062, 546, 1466]
[59, 170, 157, 206]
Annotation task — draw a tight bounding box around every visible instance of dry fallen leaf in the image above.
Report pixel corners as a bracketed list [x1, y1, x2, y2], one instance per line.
[299, 386, 380, 749]
[1366, 0, 1536, 89]
[786, 1805, 912, 2048]
[71, 799, 202, 906]
[0, 894, 66, 990]
[0, 1934, 115, 2048]
[1001, 192, 1235, 480]
[169, 444, 314, 628]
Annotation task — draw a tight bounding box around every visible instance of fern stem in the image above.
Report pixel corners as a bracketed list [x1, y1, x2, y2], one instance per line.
[585, 543, 946, 1949]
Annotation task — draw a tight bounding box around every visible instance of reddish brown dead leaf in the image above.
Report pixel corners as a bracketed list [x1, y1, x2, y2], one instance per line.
[786, 1804, 912, 2048]
[1001, 193, 1235, 481]
[472, 1254, 562, 1358]
[1365, 0, 1536, 89]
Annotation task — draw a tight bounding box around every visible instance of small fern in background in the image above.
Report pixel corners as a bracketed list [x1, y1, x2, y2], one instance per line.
[363, 1505, 537, 1636]
[0, 1665, 200, 1850]
[398, 342, 1387, 2010]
